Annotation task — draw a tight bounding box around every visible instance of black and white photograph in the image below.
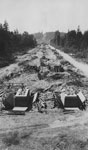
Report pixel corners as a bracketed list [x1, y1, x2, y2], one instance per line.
[0, 0, 88, 149]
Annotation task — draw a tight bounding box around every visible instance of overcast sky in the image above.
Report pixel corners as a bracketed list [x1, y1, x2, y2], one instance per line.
[0, 0, 87, 33]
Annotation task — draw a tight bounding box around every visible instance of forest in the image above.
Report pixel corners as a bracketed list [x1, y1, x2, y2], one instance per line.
[51, 26, 88, 58]
[0, 21, 37, 66]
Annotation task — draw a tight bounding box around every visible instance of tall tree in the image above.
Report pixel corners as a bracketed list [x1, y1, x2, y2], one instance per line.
[54, 31, 60, 45]
[76, 26, 82, 50]
[81, 31, 88, 49]
[3, 20, 9, 31]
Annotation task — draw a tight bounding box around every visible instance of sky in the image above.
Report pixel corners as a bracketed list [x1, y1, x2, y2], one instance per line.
[0, 0, 87, 33]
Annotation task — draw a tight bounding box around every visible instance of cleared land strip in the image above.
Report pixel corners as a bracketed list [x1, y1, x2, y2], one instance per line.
[50, 45, 88, 77]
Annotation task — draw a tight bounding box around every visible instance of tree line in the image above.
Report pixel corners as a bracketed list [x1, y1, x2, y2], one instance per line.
[51, 26, 88, 58]
[0, 21, 37, 59]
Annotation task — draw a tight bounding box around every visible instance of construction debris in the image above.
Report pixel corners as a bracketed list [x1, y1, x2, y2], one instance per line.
[37, 100, 47, 113]
[60, 91, 86, 110]
[12, 107, 27, 115]
[1, 85, 39, 114]
[0, 44, 88, 115]
[14, 88, 30, 106]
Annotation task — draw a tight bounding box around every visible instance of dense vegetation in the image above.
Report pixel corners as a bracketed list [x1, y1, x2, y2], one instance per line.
[0, 21, 37, 66]
[51, 26, 88, 58]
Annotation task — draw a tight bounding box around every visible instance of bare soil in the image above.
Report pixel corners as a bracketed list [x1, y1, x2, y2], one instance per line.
[0, 44, 88, 150]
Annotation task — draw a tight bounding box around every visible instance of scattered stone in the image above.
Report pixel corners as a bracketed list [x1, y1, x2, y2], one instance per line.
[54, 65, 64, 72]
[47, 72, 70, 80]
[23, 64, 39, 73]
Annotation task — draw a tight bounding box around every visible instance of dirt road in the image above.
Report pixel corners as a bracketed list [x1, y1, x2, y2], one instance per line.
[50, 45, 88, 77]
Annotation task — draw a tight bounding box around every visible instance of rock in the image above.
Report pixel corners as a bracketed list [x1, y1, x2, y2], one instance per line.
[23, 64, 39, 73]
[48, 63, 64, 72]
[54, 65, 64, 72]
[2, 92, 15, 109]
[48, 72, 70, 80]
[38, 67, 49, 80]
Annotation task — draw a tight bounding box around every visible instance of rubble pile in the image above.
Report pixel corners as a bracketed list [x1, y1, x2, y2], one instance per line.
[0, 44, 88, 113]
